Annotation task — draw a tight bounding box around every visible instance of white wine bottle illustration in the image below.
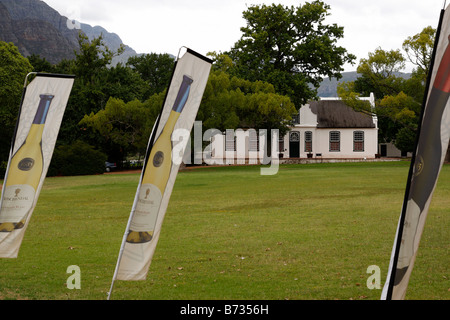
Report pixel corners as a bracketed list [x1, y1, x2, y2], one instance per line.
[126, 75, 193, 243]
[0, 94, 54, 232]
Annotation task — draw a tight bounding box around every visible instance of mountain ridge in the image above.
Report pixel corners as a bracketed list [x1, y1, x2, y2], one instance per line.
[0, 0, 409, 97]
[0, 0, 139, 65]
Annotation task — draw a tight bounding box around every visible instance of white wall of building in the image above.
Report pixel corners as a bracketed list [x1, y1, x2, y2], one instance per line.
[282, 128, 378, 159]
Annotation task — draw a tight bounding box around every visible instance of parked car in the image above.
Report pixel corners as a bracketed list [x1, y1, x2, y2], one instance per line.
[105, 161, 117, 172]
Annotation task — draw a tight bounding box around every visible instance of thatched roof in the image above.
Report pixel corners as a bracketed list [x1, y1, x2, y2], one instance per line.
[309, 100, 375, 128]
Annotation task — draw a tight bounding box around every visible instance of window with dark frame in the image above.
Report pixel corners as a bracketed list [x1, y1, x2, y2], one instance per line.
[279, 136, 284, 154]
[353, 131, 364, 152]
[329, 131, 340, 152]
[305, 131, 312, 152]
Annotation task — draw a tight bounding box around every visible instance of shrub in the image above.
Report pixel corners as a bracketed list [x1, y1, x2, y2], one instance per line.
[47, 140, 107, 176]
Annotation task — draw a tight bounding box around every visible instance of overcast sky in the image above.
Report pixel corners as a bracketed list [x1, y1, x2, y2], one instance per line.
[43, 0, 448, 72]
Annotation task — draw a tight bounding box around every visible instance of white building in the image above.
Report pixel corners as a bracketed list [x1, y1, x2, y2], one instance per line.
[281, 95, 378, 159]
[207, 94, 379, 164]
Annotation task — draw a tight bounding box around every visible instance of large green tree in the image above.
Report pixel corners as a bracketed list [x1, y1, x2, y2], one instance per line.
[79, 96, 162, 161]
[227, 1, 355, 108]
[127, 53, 175, 99]
[199, 70, 296, 137]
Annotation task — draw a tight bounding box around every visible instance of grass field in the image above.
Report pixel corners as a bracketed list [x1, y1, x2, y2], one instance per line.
[0, 161, 448, 300]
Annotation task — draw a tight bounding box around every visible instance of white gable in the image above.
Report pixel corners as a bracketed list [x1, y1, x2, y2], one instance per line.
[298, 103, 318, 127]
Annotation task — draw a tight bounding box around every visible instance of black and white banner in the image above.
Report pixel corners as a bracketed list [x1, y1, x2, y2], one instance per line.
[382, 5, 450, 300]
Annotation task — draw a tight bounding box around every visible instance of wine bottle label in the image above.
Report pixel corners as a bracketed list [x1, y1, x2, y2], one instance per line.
[153, 151, 164, 167]
[0, 184, 35, 223]
[129, 183, 162, 232]
[18, 157, 35, 171]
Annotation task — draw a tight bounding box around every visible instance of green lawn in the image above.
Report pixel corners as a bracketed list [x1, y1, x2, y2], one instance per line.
[0, 161, 448, 300]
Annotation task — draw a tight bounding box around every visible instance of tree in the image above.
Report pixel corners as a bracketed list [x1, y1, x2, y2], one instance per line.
[58, 33, 125, 144]
[127, 53, 175, 99]
[0, 41, 33, 170]
[101, 63, 147, 103]
[378, 92, 420, 153]
[207, 51, 236, 74]
[27, 54, 57, 73]
[198, 71, 240, 132]
[198, 70, 296, 137]
[403, 26, 435, 77]
[227, 1, 355, 108]
[402, 26, 435, 104]
[338, 27, 436, 154]
[79, 95, 162, 164]
[73, 33, 124, 85]
[354, 48, 406, 98]
[47, 140, 107, 176]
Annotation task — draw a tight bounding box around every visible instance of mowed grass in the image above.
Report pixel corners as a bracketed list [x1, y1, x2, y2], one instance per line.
[0, 161, 448, 300]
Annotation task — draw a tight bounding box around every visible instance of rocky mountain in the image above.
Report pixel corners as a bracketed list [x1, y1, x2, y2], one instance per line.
[0, 0, 79, 64]
[80, 23, 139, 66]
[0, 0, 138, 65]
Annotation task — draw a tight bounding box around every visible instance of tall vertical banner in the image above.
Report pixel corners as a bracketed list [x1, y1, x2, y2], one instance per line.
[0, 73, 75, 258]
[109, 48, 211, 289]
[382, 5, 450, 300]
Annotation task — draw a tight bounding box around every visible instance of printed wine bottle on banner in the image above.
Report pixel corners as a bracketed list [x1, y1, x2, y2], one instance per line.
[126, 75, 193, 243]
[0, 94, 54, 232]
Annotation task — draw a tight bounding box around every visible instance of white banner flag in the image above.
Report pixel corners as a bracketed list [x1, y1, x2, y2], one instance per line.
[0, 73, 75, 258]
[110, 48, 211, 287]
[382, 5, 450, 300]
